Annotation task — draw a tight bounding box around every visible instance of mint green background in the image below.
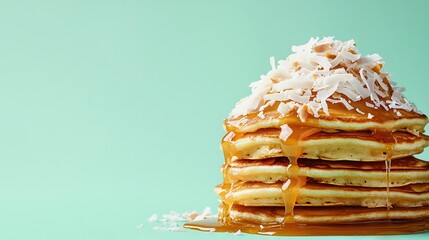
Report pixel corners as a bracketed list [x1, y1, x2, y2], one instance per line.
[1, 0, 429, 239]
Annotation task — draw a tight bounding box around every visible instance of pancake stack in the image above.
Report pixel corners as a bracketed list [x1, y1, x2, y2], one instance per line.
[216, 37, 429, 225]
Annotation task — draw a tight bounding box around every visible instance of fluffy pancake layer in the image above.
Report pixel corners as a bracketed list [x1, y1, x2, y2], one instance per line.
[216, 182, 429, 208]
[226, 157, 429, 187]
[222, 205, 429, 224]
[225, 129, 429, 161]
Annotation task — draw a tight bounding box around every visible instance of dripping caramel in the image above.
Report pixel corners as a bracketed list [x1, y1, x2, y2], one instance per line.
[184, 217, 429, 236]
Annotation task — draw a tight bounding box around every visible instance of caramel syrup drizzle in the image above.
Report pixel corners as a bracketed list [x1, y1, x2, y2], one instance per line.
[220, 131, 243, 223]
[185, 217, 429, 236]
[371, 128, 397, 211]
[279, 126, 321, 223]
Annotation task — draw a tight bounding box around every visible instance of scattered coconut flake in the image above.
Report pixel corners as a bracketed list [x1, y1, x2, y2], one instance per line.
[257, 111, 265, 119]
[379, 101, 389, 111]
[282, 179, 292, 190]
[153, 224, 184, 232]
[365, 102, 375, 108]
[270, 56, 276, 71]
[184, 211, 199, 221]
[234, 229, 242, 236]
[148, 214, 158, 222]
[297, 105, 308, 122]
[368, 113, 374, 119]
[277, 102, 290, 116]
[193, 207, 213, 221]
[162, 211, 184, 222]
[356, 108, 365, 115]
[327, 97, 354, 110]
[279, 124, 293, 141]
[396, 111, 402, 116]
[147, 208, 217, 232]
[228, 37, 419, 121]
[224, 131, 236, 142]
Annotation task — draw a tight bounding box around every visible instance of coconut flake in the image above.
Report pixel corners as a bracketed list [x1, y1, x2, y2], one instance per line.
[149, 208, 217, 232]
[277, 102, 291, 116]
[282, 179, 292, 190]
[368, 113, 374, 119]
[279, 124, 293, 141]
[148, 214, 158, 222]
[224, 131, 236, 142]
[270, 56, 276, 71]
[340, 98, 354, 110]
[356, 108, 365, 115]
[297, 105, 308, 122]
[365, 102, 375, 108]
[272, 78, 313, 91]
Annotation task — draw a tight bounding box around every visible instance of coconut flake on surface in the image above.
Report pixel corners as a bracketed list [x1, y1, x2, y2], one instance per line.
[279, 124, 293, 141]
[368, 113, 374, 119]
[148, 214, 158, 222]
[228, 37, 420, 121]
[147, 208, 217, 232]
[137, 224, 144, 228]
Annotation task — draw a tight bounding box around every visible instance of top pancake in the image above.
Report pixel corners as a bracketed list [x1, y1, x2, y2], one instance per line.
[225, 101, 428, 133]
[224, 38, 428, 134]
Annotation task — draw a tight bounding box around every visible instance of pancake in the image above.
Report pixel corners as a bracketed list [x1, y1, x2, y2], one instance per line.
[224, 129, 429, 161]
[215, 182, 429, 208]
[222, 205, 429, 224]
[225, 101, 428, 134]
[193, 38, 429, 235]
[226, 157, 429, 187]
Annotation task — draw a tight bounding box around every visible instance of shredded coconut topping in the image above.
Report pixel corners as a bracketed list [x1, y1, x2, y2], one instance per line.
[229, 37, 419, 121]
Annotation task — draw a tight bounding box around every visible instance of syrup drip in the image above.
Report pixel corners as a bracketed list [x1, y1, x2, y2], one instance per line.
[371, 129, 397, 211]
[220, 131, 244, 222]
[184, 218, 429, 236]
[279, 125, 321, 223]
